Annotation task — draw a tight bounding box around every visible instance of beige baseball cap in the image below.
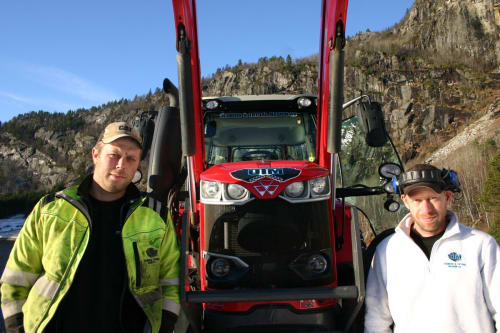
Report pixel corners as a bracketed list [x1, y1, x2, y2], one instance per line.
[99, 122, 142, 148]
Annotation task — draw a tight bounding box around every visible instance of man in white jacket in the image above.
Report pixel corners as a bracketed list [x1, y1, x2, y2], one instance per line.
[364, 163, 499, 333]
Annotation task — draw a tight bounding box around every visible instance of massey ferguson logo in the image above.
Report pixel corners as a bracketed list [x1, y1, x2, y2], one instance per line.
[231, 168, 301, 183]
[253, 179, 279, 196]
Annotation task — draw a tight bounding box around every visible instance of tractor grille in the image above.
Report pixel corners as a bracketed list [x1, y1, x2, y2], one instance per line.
[204, 199, 333, 288]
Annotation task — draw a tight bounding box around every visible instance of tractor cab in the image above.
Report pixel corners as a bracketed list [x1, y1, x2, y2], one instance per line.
[203, 95, 317, 165]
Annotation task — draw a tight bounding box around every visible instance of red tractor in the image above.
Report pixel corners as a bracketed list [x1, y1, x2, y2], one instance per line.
[139, 0, 405, 332]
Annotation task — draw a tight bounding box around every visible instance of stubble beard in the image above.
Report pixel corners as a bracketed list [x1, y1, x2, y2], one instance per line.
[105, 174, 131, 194]
[413, 214, 446, 236]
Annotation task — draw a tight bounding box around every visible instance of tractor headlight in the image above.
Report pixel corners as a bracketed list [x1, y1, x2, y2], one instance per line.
[284, 181, 306, 198]
[210, 258, 230, 278]
[297, 97, 313, 108]
[307, 254, 328, 274]
[226, 184, 247, 200]
[201, 181, 221, 199]
[201, 181, 253, 205]
[280, 176, 330, 202]
[289, 250, 331, 280]
[310, 176, 329, 195]
[205, 100, 219, 110]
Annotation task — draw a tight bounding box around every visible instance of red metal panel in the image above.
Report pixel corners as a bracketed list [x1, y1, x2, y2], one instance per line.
[206, 298, 338, 312]
[200, 161, 329, 199]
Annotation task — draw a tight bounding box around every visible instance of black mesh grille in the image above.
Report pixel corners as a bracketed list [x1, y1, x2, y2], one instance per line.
[204, 199, 333, 288]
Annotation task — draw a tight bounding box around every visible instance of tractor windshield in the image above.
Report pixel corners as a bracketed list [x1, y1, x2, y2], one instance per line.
[204, 111, 316, 165]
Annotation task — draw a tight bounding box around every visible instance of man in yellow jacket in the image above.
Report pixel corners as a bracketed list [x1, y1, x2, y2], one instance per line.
[0, 122, 180, 333]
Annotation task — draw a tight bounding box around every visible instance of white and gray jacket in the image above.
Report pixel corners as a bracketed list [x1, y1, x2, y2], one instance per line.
[364, 211, 499, 333]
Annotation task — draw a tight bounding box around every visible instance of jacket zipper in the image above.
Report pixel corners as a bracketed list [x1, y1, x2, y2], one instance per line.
[133, 242, 142, 288]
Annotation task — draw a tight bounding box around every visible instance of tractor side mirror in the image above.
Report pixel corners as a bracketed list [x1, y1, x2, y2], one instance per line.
[355, 102, 388, 147]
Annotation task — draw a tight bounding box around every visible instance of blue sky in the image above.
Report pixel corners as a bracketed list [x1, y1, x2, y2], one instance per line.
[0, 0, 414, 124]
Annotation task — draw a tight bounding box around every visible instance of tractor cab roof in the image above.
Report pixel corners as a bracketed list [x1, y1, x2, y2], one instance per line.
[202, 94, 317, 112]
[202, 94, 316, 102]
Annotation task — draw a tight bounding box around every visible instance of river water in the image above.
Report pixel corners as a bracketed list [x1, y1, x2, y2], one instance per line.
[0, 214, 25, 239]
[0, 215, 23, 327]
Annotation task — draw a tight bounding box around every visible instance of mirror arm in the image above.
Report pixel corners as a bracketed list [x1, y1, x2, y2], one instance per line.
[342, 95, 371, 110]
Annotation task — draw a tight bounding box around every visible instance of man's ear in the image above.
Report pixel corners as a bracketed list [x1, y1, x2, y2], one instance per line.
[91, 147, 99, 163]
[401, 194, 409, 209]
[444, 190, 453, 206]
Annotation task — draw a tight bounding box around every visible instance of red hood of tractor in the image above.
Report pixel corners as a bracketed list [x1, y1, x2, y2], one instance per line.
[201, 160, 328, 199]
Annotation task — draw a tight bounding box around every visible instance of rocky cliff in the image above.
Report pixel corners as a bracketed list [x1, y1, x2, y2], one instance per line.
[0, 0, 499, 196]
[395, 0, 500, 69]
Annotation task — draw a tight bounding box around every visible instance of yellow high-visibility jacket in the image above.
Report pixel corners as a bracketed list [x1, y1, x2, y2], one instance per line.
[0, 180, 180, 333]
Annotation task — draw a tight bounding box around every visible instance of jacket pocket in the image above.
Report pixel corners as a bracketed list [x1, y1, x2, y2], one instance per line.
[130, 237, 162, 290]
[133, 242, 142, 288]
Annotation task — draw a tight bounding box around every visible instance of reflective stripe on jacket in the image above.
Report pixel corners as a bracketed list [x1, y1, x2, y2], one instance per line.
[0, 182, 180, 333]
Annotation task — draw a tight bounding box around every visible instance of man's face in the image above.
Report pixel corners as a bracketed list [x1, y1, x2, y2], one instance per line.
[92, 138, 141, 197]
[401, 186, 453, 237]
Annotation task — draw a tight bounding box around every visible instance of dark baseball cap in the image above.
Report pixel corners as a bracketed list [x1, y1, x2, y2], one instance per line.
[400, 164, 446, 194]
[99, 122, 142, 148]
[403, 181, 444, 194]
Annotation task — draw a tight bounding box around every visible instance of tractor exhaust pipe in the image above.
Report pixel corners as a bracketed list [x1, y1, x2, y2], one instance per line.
[163, 77, 179, 108]
[147, 79, 181, 201]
